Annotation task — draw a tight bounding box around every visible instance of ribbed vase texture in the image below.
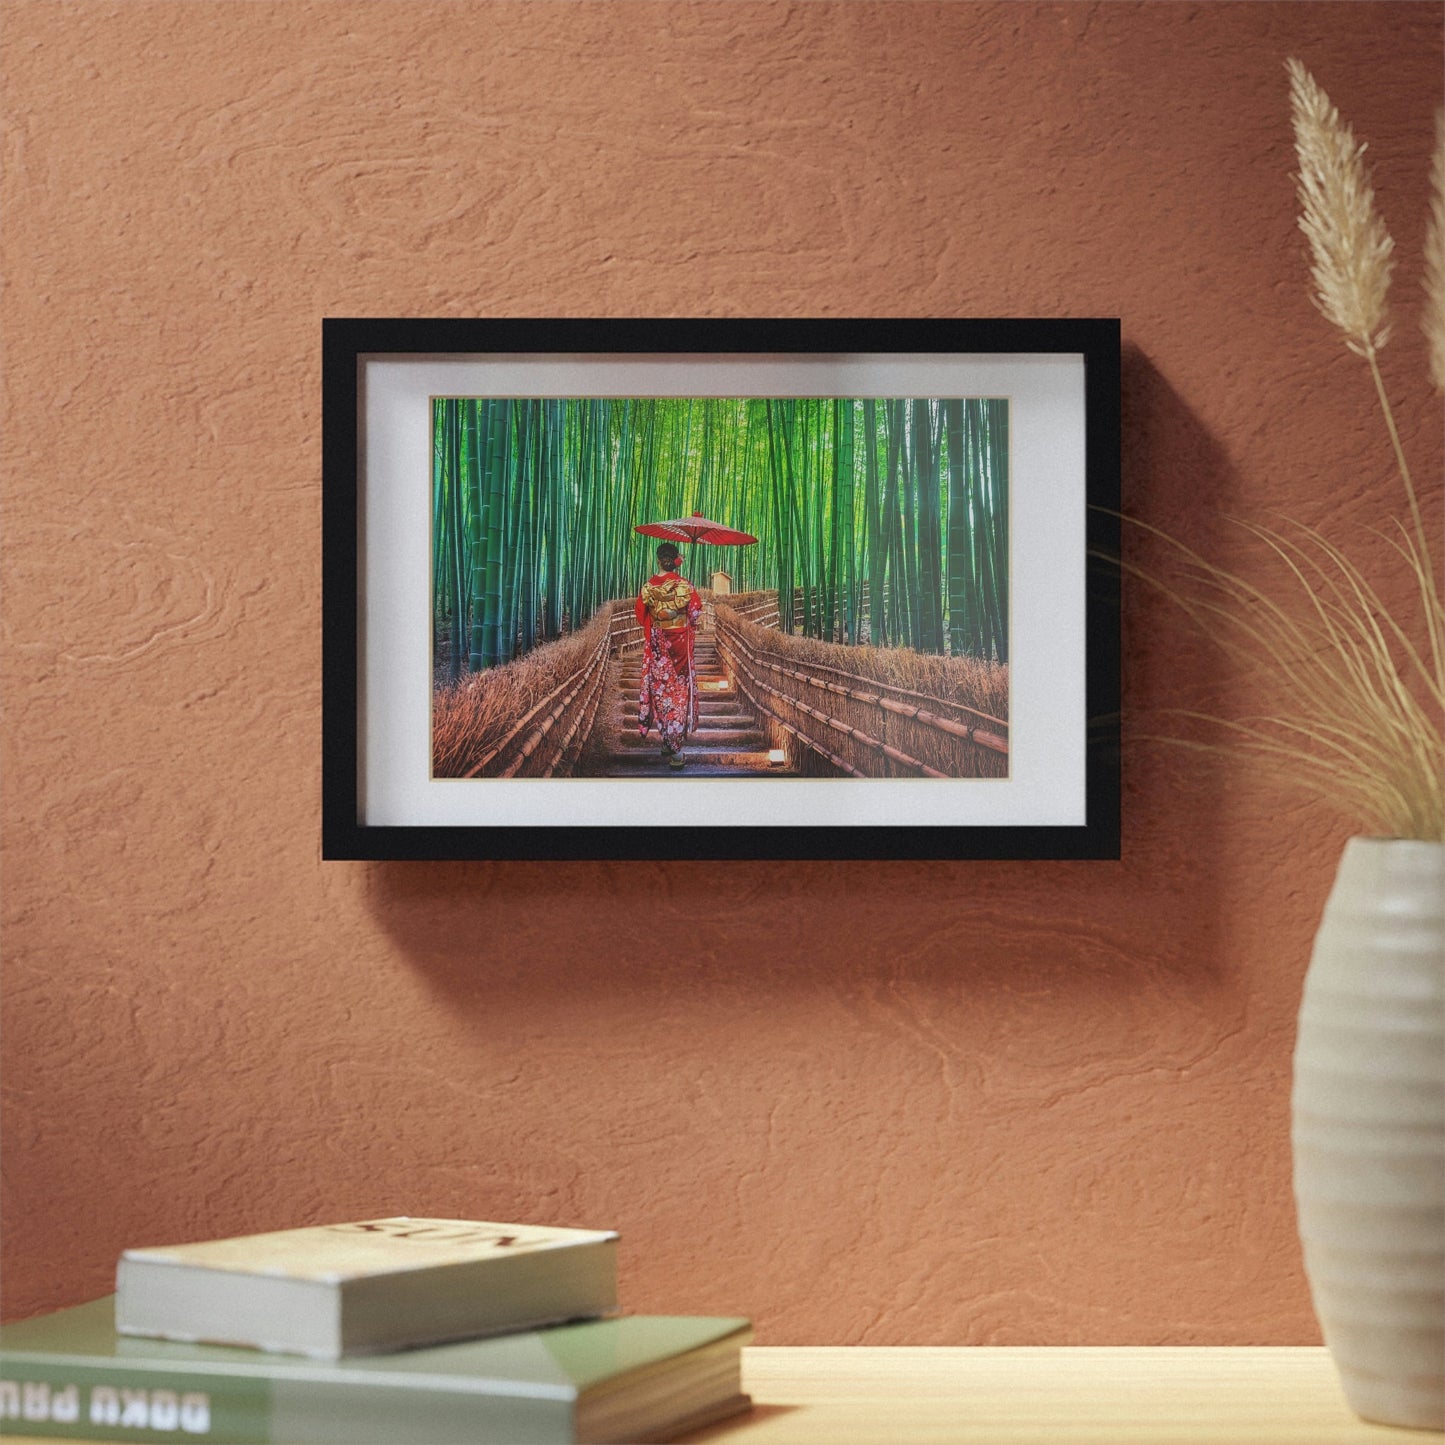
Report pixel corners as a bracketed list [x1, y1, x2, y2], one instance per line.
[1292, 837, 1445, 1431]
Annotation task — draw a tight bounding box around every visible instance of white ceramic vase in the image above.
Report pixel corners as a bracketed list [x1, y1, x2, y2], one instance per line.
[1292, 837, 1445, 1431]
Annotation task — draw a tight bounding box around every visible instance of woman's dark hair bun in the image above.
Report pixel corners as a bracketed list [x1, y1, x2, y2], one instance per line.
[656, 542, 682, 566]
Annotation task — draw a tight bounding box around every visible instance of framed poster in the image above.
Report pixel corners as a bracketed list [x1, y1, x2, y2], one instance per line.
[322, 318, 1119, 860]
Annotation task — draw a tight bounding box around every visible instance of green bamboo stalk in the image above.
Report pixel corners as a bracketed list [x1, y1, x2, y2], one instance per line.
[500, 400, 531, 663]
[902, 403, 924, 650]
[791, 402, 812, 634]
[935, 402, 947, 647]
[913, 397, 944, 653]
[481, 399, 508, 667]
[443, 399, 464, 684]
[573, 399, 594, 624]
[766, 399, 794, 634]
[521, 403, 541, 652]
[967, 399, 993, 659]
[613, 400, 636, 602]
[975, 401, 1004, 660]
[816, 399, 827, 634]
[544, 400, 564, 639]
[466, 400, 487, 670]
[863, 400, 884, 645]
[432, 402, 448, 641]
[842, 402, 859, 643]
[944, 399, 968, 655]
[592, 398, 608, 614]
[986, 397, 1009, 664]
[744, 402, 762, 591]
[880, 401, 907, 648]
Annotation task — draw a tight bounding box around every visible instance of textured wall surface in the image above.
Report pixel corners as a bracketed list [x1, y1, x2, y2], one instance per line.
[2, 2, 1440, 1343]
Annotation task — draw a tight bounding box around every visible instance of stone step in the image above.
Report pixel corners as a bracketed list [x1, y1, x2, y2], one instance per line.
[619, 681, 730, 693]
[619, 669, 729, 681]
[622, 706, 754, 725]
[618, 689, 731, 698]
[621, 707, 748, 723]
[620, 728, 766, 750]
[621, 689, 737, 702]
[620, 662, 725, 672]
[626, 717, 763, 734]
[601, 749, 792, 775]
[621, 679, 733, 689]
[622, 699, 748, 711]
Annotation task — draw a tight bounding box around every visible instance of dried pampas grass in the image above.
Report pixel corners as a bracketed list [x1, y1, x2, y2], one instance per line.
[1131, 514, 1444, 841]
[1137, 62, 1444, 841]
[1288, 58, 1395, 358]
[1425, 109, 1445, 391]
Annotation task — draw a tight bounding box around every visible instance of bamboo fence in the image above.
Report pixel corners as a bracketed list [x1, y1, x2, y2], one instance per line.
[715, 598, 1009, 779]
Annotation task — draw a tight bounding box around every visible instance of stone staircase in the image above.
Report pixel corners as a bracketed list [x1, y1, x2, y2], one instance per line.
[594, 636, 792, 777]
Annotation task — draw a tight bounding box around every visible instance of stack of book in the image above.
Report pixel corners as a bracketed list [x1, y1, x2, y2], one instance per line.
[0, 1217, 751, 1443]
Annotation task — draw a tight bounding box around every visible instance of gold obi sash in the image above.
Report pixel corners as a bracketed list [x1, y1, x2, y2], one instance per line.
[641, 578, 694, 630]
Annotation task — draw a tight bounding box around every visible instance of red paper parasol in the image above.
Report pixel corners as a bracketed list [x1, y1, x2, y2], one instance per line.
[634, 511, 757, 546]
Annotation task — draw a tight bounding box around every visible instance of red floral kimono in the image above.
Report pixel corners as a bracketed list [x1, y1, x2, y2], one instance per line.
[635, 571, 702, 757]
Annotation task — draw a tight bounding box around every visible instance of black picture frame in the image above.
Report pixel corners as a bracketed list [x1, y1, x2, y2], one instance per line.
[322, 318, 1120, 861]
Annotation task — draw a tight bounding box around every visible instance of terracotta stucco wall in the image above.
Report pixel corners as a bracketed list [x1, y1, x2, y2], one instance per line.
[3, 1, 1440, 1343]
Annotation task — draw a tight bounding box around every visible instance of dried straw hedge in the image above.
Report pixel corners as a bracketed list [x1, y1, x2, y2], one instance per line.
[724, 589, 782, 614]
[432, 603, 618, 778]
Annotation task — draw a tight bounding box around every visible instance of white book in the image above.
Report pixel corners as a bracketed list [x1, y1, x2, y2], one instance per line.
[115, 1216, 618, 1359]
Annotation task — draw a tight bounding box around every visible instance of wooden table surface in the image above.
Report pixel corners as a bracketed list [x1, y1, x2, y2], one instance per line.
[681, 1346, 1425, 1444]
[3, 1346, 1424, 1443]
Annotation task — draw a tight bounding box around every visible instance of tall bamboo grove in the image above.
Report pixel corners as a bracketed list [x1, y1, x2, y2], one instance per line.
[432, 397, 1008, 684]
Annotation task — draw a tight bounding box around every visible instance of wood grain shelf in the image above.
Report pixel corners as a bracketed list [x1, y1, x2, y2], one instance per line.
[4, 1345, 1420, 1444]
[681, 1345, 1422, 1444]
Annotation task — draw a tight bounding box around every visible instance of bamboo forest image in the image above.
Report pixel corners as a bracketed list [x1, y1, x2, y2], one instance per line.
[431, 397, 1010, 780]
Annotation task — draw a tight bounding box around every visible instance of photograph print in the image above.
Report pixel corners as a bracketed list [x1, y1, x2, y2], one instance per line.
[430, 395, 1010, 784]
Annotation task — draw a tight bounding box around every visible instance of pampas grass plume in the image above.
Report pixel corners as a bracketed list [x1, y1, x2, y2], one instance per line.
[1424, 109, 1445, 391]
[1288, 58, 1396, 357]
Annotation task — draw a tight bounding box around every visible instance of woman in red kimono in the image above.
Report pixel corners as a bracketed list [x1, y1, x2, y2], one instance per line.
[635, 542, 703, 769]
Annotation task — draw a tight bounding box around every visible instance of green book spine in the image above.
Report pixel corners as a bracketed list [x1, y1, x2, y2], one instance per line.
[0, 1360, 575, 1444]
[0, 1362, 270, 1442]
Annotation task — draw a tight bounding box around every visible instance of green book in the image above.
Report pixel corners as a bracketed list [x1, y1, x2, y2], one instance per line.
[0, 1299, 752, 1444]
